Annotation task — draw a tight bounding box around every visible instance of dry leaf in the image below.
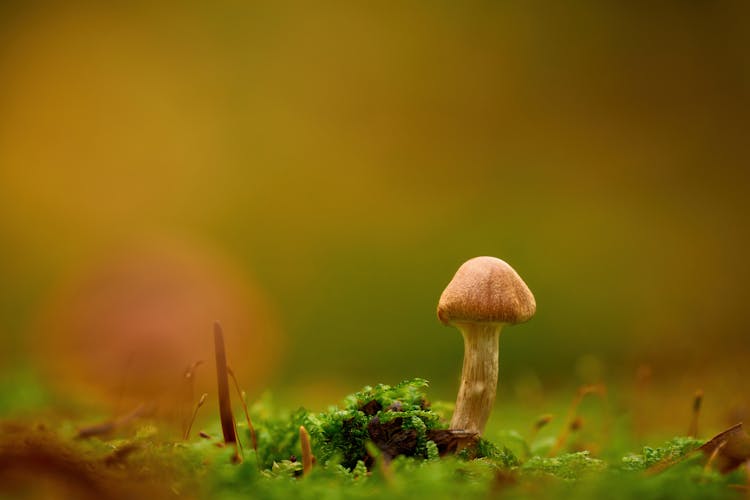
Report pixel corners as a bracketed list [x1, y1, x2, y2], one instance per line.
[699, 423, 750, 474]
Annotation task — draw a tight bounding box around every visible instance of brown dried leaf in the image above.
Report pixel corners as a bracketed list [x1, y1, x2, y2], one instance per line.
[699, 423, 750, 474]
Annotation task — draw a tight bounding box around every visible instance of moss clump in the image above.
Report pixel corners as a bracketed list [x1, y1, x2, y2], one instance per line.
[620, 436, 703, 471]
[522, 451, 606, 480]
[253, 406, 309, 470]
[304, 378, 446, 470]
[246, 378, 453, 471]
[306, 378, 445, 470]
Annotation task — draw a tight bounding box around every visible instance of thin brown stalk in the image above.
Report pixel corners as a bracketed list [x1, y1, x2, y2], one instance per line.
[227, 365, 258, 453]
[548, 384, 605, 456]
[688, 389, 703, 438]
[213, 321, 241, 463]
[184, 393, 208, 440]
[182, 360, 204, 437]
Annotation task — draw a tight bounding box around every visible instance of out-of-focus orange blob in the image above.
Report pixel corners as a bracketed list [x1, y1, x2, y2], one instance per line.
[29, 239, 281, 414]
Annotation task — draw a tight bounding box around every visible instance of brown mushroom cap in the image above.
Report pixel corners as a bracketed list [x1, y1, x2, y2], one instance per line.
[437, 256, 536, 326]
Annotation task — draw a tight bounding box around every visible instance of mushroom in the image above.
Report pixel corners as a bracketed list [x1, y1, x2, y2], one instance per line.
[437, 256, 536, 435]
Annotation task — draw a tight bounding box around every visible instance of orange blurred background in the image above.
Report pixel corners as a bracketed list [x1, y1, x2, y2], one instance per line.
[0, 2, 748, 436]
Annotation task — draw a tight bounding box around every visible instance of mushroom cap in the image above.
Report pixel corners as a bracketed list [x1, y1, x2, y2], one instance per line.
[437, 256, 536, 326]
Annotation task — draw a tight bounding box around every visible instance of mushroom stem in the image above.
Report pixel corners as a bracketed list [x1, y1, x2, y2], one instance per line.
[450, 323, 502, 435]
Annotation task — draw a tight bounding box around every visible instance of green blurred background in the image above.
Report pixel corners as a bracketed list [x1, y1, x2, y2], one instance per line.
[0, 2, 748, 434]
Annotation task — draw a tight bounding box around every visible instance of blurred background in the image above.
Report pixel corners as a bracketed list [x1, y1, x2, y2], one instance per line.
[0, 1, 748, 439]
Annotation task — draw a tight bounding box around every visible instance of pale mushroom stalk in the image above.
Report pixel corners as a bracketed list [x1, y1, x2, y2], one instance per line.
[451, 322, 503, 433]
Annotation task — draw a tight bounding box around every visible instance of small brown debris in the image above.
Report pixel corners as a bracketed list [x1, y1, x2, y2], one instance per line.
[103, 443, 141, 467]
[426, 429, 478, 456]
[367, 417, 418, 462]
[529, 414, 553, 445]
[76, 403, 155, 439]
[359, 400, 382, 417]
[534, 414, 554, 431]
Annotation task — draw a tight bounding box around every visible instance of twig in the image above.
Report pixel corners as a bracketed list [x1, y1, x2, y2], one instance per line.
[214, 321, 241, 463]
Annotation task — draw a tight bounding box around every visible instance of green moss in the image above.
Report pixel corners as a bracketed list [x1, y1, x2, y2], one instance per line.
[2, 378, 745, 500]
[305, 378, 445, 469]
[620, 436, 703, 471]
[254, 406, 309, 469]
[523, 451, 606, 480]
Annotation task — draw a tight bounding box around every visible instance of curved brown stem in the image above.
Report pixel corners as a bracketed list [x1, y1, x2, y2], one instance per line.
[214, 321, 241, 463]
